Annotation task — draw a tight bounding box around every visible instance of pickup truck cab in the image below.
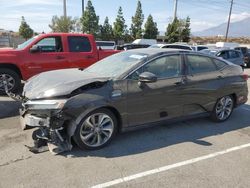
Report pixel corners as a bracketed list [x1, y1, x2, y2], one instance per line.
[0, 33, 120, 94]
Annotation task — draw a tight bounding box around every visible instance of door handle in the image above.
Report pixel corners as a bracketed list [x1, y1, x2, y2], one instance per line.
[56, 56, 65, 60]
[217, 75, 223, 79]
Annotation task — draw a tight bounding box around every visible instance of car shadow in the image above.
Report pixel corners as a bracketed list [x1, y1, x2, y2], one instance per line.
[0, 100, 21, 119]
[0, 87, 23, 119]
[63, 104, 250, 158]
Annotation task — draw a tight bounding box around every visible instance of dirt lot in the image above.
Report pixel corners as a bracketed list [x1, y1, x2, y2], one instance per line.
[0, 70, 250, 188]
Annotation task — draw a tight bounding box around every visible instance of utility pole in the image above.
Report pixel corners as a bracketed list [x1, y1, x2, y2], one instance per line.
[173, 0, 178, 20]
[225, 0, 233, 42]
[63, 0, 67, 18]
[82, 0, 85, 15]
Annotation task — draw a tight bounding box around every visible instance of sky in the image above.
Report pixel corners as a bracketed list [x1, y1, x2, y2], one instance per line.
[0, 0, 250, 34]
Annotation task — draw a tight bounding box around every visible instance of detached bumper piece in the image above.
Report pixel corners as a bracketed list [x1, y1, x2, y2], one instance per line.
[20, 110, 72, 155]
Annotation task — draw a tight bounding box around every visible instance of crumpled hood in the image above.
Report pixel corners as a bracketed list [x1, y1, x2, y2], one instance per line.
[23, 69, 110, 99]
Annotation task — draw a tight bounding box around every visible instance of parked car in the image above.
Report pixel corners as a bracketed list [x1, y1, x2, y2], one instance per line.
[234, 47, 250, 67]
[149, 43, 193, 51]
[116, 43, 150, 50]
[0, 33, 120, 94]
[96, 41, 116, 50]
[191, 45, 208, 51]
[132, 39, 157, 45]
[148, 44, 166, 48]
[200, 49, 245, 67]
[18, 49, 248, 154]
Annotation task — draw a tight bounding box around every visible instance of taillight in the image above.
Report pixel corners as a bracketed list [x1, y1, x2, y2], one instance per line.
[241, 74, 248, 81]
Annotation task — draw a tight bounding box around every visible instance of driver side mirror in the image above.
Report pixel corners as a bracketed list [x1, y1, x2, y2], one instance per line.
[30, 45, 40, 53]
[139, 72, 157, 83]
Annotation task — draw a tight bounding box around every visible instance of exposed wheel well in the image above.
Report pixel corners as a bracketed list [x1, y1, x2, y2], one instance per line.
[0, 64, 23, 79]
[230, 93, 237, 108]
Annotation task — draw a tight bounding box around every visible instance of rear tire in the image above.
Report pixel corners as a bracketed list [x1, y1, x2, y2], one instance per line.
[0, 68, 21, 95]
[73, 108, 118, 150]
[210, 95, 234, 122]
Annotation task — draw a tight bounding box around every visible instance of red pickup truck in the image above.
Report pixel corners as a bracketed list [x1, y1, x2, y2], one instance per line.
[0, 33, 120, 94]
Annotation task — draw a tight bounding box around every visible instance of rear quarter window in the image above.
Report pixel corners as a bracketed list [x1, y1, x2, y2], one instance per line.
[213, 59, 227, 69]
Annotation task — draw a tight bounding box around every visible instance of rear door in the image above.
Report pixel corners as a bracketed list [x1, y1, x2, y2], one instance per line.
[66, 36, 98, 69]
[126, 54, 185, 127]
[182, 54, 226, 115]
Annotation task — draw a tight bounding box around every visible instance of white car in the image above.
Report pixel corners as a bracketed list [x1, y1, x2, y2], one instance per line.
[149, 44, 193, 51]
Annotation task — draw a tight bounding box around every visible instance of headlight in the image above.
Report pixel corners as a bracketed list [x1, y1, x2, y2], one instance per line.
[25, 99, 67, 110]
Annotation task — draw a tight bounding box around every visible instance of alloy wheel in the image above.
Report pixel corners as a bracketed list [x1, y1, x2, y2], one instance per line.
[0, 74, 15, 91]
[80, 113, 114, 147]
[215, 96, 233, 121]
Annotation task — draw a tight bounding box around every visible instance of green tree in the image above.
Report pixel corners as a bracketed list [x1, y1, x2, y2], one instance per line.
[181, 16, 191, 42]
[144, 14, 158, 39]
[165, 17, 191, 43]
[130, 0, 144, 39]
[19, 16, 34, 40]
[49, 16, 77, 33]
[80, 0, 99, 37]
[99, 17, 114, 40]
[113, 6, 127, 41]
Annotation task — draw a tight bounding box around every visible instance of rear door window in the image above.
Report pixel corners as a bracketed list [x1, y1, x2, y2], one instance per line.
[68, 36, 92, 52]
[187, 55, 217, 75]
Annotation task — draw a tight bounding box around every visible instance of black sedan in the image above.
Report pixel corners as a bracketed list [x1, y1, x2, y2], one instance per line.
[20, 49, 248, 154]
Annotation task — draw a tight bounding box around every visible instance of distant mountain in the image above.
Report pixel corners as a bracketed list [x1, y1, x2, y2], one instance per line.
[193, 17, 250, 37]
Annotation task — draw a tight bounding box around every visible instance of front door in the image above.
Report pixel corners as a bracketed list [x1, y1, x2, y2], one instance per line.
[24, 36, 69, 78]
[126, 54, 185, 127]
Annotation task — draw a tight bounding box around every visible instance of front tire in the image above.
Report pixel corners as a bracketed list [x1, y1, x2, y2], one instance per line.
[0, 68, 21, 95]
[210, 95, 234, 122]
[73, 108, 118, 150]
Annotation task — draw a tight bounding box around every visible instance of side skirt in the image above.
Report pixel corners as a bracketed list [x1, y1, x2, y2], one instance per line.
[121, 112, 210, 133]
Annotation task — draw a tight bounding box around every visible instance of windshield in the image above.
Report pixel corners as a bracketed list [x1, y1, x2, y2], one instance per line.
[84, 51, 148, 78]
[17, 36, 38, 49]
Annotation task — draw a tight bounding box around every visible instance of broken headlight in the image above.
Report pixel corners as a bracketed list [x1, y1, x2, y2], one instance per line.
[25, 99, 67, 110]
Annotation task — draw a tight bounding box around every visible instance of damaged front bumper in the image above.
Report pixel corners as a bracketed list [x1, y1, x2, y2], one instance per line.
[20, 100, 75, 155]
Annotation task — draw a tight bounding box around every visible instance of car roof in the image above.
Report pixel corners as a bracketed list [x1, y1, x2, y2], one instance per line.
[126, 48, 189, 56]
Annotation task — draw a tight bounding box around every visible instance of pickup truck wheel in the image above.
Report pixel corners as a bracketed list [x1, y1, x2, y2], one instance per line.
[0, 69, 21, 95]
[73, 108, 118, 150]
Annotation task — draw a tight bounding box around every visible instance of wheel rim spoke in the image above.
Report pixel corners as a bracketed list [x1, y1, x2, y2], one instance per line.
[82, 132, 95, 141]
[97, 133, 102, 145]
[102, 124, 113, 132]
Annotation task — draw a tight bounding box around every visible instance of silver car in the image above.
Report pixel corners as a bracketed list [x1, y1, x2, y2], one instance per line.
[200, 49, 245, 67]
